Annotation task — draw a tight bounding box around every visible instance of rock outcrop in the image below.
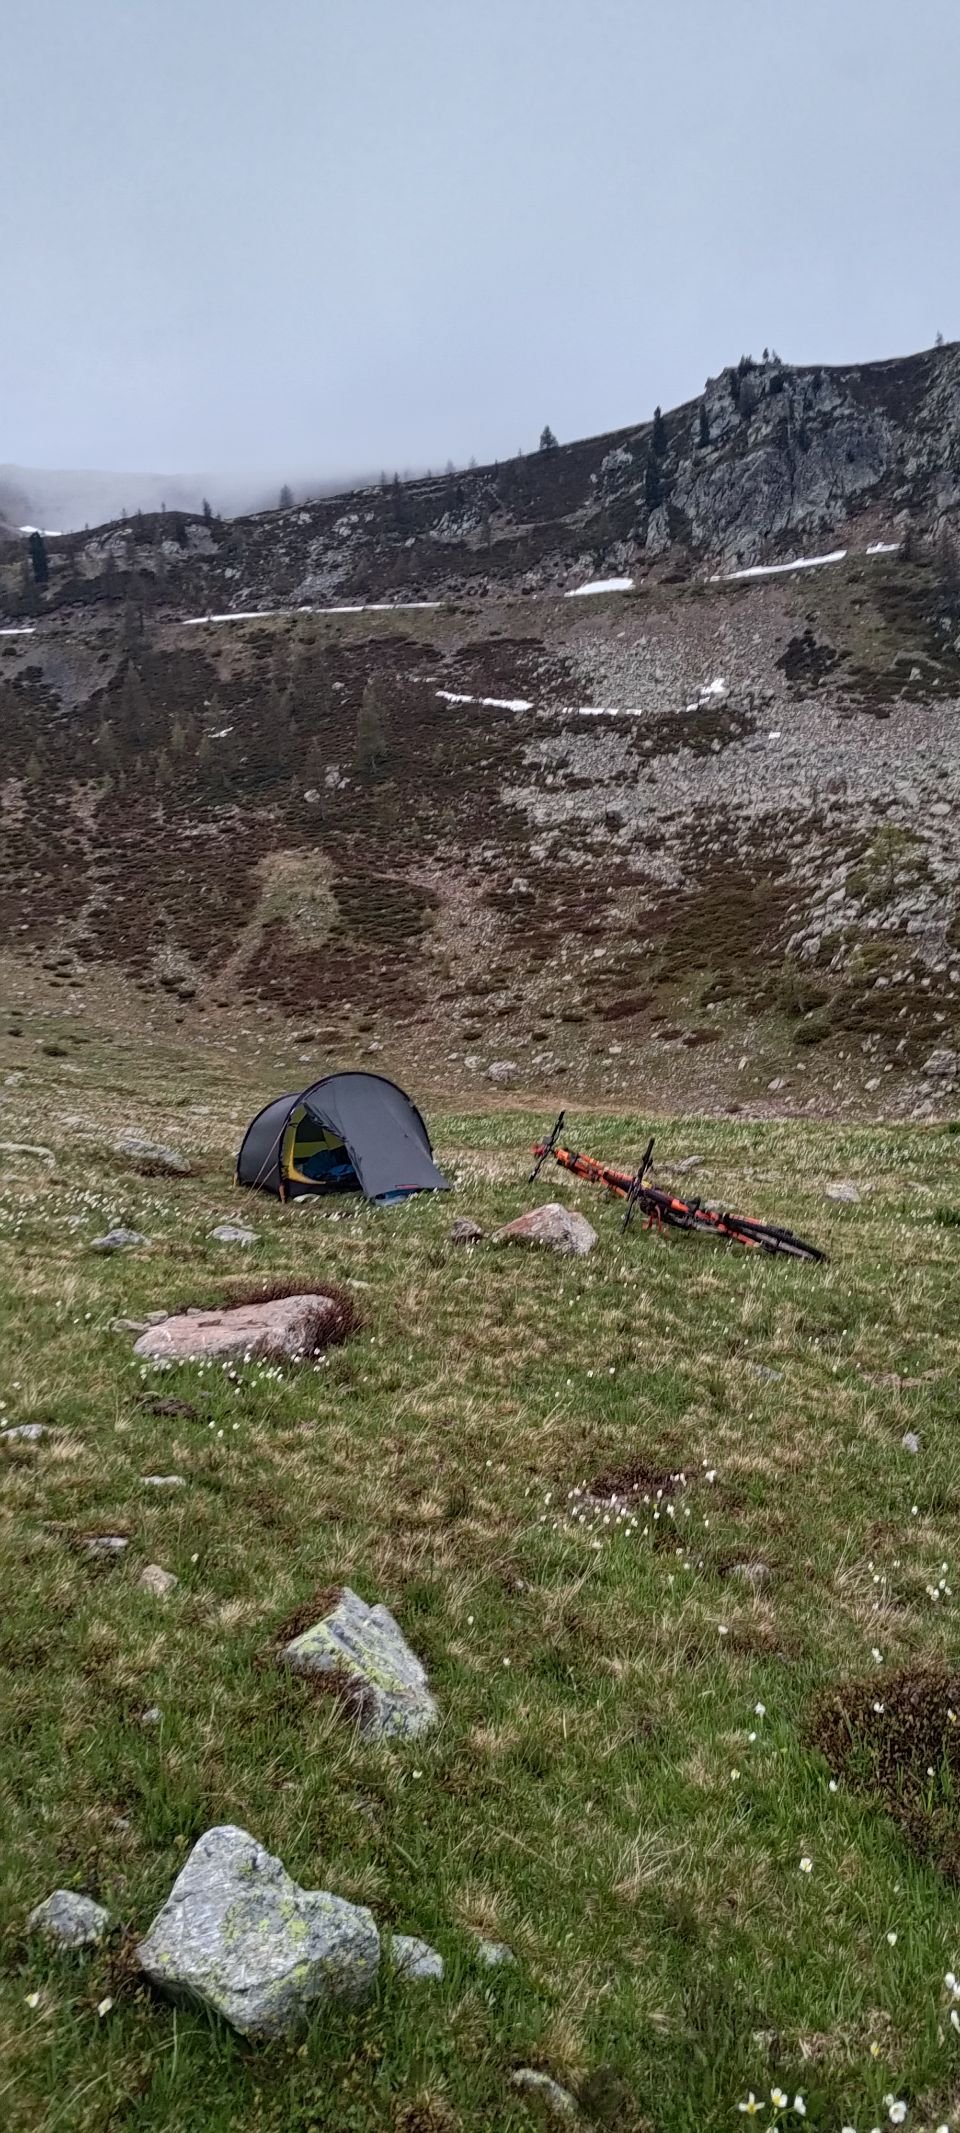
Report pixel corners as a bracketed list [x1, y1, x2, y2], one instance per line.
[134, 1293, 347, 1366]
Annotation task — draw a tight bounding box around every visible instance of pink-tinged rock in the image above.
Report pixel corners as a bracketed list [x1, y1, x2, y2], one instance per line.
[133, 1293, 345, 1366]
[492, 1202, 597, 1256]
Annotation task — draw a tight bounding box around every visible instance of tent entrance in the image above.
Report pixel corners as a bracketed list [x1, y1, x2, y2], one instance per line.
[280, 1103, 358, 1194]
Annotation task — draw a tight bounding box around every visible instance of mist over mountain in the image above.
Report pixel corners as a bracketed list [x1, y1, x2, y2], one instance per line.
[0, 462, 380, 537]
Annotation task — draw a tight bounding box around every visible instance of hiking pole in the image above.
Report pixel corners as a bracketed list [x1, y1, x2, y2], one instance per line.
[529, 1110, 565, 1183]
[622, 1136, 655, 1232]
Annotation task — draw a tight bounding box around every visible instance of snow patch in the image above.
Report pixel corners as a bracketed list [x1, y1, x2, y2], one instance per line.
[712, 550, 847, 582]
[436, 688, 533, 712]
[18, 525, 62, 537]
[866, 539, 900, 554]
[564, 576, 635, 598]
[182, 609, 279, 625]
[0, 625, 35, 637]
[182, 598, 442, 627]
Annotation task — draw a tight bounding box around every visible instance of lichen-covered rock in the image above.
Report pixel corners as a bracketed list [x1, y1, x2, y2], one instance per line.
[493, 1203, 597, 1256]
[134, 1293, 344, 1366]
[209, 1224, 258, 1246]
[93, 1228, 149, 1252]
[114, 1133, 191, 1176]
[136, 1824, 379, 2039]
[29, 1889, 111, 1947]
[390, 1933, 444, 1980]
[449, 1216, 484, 1244]
[282, 1586, 438, 1741]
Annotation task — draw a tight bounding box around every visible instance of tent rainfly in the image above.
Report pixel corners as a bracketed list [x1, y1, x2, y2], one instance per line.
[236, 1071, 450, 1204]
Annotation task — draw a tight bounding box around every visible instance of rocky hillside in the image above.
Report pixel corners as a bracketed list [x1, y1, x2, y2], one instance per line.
[2, 528, 959, 1123]
[3, 343, 960, 625]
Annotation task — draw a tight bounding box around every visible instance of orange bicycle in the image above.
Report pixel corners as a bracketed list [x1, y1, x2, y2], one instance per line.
[530, 1113, 826, 1262]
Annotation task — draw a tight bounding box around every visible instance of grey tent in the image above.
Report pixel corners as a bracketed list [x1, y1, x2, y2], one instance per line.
[236, 1071, 450, 1204]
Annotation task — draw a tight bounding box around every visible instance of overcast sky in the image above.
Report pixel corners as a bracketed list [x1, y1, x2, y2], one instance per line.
[5, 0, 959, 482]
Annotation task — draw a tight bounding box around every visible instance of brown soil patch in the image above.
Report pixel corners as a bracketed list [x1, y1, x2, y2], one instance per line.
[810, 1666, 960, 1879]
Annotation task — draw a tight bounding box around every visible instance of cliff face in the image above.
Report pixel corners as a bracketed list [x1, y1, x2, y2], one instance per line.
[3, 343, 960, 623]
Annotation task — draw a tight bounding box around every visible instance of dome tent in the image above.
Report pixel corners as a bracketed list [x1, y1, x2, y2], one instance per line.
[236, 1071, 450, 1204]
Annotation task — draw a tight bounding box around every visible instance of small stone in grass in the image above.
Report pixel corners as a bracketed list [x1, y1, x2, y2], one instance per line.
[209, 1224, 258, 1246]
[902, 1432, 920, 1454]
[139, 1563, 178, 1597]
[92, 1228, 149, 1253]
[476, 1937, 515, 1967]
[493, 1203, 597, 1257]
[449, 1216, 484, 1245]
[390, 1933, 444, 1981]
[1, 1423, 49, 1443]
[141, 1474, 186, 1488]
[29, 1890, 111, 1947]
[825, 1180, 861, 1203]
[81, 1535, 128, 1558]
[728, 1561, 773, 1591]
[511, 2068, 578, 2116]
[141, 1707, 162, 1726]
[113, 1133, 191, 1176]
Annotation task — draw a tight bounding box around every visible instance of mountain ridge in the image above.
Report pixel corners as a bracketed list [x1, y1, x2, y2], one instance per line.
[3, 340, 959, 625]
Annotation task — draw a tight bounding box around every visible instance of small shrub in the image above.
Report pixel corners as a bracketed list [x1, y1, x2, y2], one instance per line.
[794, 1010, 832, 1046]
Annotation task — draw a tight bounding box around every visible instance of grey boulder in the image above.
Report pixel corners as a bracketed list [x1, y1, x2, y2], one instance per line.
[922, 1048, 958, 1080]
[93, 1228, 149, 1252]
[824, 1180, 861, 1203]
[449, 1216, 484, 1244]
[390, 1933, 444, 1981]
[114, 1133, 191, 1176]
[136, 1824, 379, 2040]
[209, 1224, 258, 1246]
[282, 1586, 438, 1741]
[493, 1203, 597, 1256]
[1, 1423, 49, 1443]
[29, 1889, 111, 1947]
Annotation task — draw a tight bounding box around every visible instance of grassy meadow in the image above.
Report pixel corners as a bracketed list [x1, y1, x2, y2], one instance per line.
[2, 1043, 960, 2132]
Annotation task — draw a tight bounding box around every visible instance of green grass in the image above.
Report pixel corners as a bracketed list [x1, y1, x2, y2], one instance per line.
[2, 1056, 960, 2132]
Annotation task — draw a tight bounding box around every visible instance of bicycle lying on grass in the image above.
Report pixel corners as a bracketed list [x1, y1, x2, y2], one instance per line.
[530, 1113, 827, 1263]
